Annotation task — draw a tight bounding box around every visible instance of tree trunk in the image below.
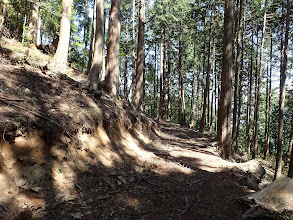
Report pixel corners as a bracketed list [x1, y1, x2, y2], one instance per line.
[22, 14, 27, 45]
[131, 0, 136, 101]
[178, 19, 185, 125]
[133, 0, 145, 111]
[245, 26, 254, 155]
[199, 13, 208, 132]
[28, 1, 39, 44]
[87, 0, 104, 91]
[87, 0, 97, 72]
[218, 0, 234, 159]
[276, 0, 289, 180]
[236, 0, 245, 151]
[167, 41, 171, 121]
[104, 0, 121, 96]
[252, 0, 267, 158]
[232, 0, 243, 153]
[52, 0, 73, 70]
[153, 43, 157, 117]
[190, 43, 196, 126]
[0, 0, 7, 38]
[101, 0, 107, 81]
[264, 34, 272, 160]
[124, 18, 129, 99]
[159, 27, 165, 120]
[210, 2, 216, 131]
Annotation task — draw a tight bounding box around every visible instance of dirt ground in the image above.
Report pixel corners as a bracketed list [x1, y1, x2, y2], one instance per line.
[0, 41, 282, 220]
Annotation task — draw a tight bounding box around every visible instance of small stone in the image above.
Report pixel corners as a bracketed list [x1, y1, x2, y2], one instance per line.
[16, 179, 27, 187]
[71, 212, 82, 219]
[31, 187, 42, 193]
[80, 201, 86, 206]
[24, 88, 30, 93]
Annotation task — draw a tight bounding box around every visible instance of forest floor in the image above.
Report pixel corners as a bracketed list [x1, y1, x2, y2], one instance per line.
[0, 38, 289, 220]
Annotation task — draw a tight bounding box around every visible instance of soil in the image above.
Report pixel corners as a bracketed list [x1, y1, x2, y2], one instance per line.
[0, 38, 275, 220]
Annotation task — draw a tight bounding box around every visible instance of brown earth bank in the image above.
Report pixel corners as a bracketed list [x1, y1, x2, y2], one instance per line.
[0, 40, 289, 220]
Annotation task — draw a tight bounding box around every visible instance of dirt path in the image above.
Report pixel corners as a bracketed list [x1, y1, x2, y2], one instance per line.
[0, 62, 251, 219]
[11, 121, 249, 220]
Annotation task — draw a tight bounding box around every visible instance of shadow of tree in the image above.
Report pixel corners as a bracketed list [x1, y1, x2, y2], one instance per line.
[0, 65, 250, 220]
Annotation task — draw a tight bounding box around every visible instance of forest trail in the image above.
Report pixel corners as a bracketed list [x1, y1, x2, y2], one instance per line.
[0, 42, 260, 219]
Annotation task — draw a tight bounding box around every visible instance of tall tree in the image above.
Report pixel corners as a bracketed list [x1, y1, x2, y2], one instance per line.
[87, 0, 104, 91]
[275, 0, 290, 180]
[159, 26, 165, 119]
[124, 17, 129, 99]
[131, 0, 136, 101]
[218, 0, 234, 159]
[264, 34, 273, 160]
[52, 0, 73, 70]
[0, 0, 9, 38]
[27, 1, 39, 44]
[232, 0, 243, 153]
[245, 27, 254, 155]
[133, 0, 145, 111]
[178, 17, 185, 124]
[104, 0, 121, 96]
[252, 0, 267, 159]
[87, 0, 97, 72]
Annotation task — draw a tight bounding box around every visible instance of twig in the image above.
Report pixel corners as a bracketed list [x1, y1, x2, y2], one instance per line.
[180, 196, 189, 215]
[0, 96, 24, 102]
[175, 196, 189, 215]
[141, 176, 160, 187]
[0, 203, 8, 212]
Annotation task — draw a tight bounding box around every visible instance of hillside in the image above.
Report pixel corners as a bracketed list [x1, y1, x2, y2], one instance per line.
[0, 38, 290, 220]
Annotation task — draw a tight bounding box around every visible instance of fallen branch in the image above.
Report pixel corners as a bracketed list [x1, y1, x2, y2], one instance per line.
[0, 96, 24, 102]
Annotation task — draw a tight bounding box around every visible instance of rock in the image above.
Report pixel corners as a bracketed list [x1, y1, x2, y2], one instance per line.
[24, 88, 30, 93]
[16, 179, 27, 188]
[71, 212, 82, 219]
[31, 187, 42, 193]
[16, 179, 30, 189]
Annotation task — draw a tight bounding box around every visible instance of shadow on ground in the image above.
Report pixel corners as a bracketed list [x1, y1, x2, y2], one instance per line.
[0, 64, 250, 220]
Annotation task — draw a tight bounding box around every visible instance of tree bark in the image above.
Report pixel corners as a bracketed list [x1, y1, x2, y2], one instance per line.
[218, 0, 234, 159]
[190, 43, 196, 126]
[199, 12, 208, 132]
[52, 0, 73, 70]
[235, 0, 245, 151]
[0, 0, 7, 38]
[178, 19, 185, 125]
[264, 34, 273, 160]
[124, 18, 129, 99]
[253, 0, 267, 158]
[131, 0, 136, 101]
[276, 0, 289, 180]
[232, 0, 243, 153]
[159, 26, 165, 120]
[104, 0, 121, 96]
[167, 41, 171, 121]
[87, 0, 97, 72]
[87, 0, 104, 91]
[133, 0, 145, 111]
[28, 1, 39, 45]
